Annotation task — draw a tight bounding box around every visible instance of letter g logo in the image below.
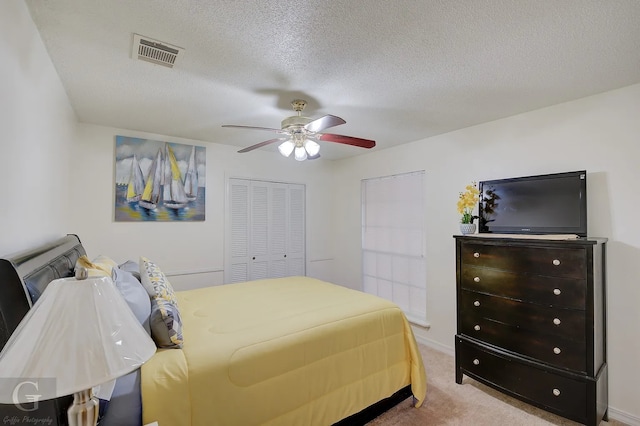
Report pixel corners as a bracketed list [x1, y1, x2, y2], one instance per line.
[12, 380, 41, 412]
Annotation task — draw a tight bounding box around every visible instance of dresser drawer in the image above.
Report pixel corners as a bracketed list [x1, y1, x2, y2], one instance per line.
[461, 266, 586, 309]
[457, 338, 587, 422]
[460, 290, 586, 340]
[460, 316, 586, 372]
[461, 243, 587, 279]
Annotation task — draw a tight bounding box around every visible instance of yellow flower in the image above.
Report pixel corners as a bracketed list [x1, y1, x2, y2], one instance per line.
[457, 182, 479, 223]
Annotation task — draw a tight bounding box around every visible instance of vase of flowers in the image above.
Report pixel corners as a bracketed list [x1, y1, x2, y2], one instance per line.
[457, 182, 480, 235]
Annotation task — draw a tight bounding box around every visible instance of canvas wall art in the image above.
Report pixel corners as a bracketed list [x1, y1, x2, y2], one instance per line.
[115, 136, 206, 221]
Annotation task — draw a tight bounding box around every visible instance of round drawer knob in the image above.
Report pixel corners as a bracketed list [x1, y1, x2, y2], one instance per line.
[552, 388, 561, 397]
[474, 300, 480, 307]
[552, 259, 561, 266]
[553, 288, 562, 296]
[473, 276, 480, 282]
[473, 359, 480, 365]
[553, 347, 562, 355]
[474, 325, 481, 331]
[553, 318, 561, 325]
[473, 252, 480, 258]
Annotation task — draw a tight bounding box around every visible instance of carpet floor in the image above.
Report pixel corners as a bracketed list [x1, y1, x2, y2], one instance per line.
[368, 343, 624, 426]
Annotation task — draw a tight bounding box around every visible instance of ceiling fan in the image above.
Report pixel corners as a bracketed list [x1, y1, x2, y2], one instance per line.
[222, 99, 376, 161]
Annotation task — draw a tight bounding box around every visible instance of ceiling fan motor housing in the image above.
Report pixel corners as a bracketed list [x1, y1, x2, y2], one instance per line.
[281, 115, 313, 132]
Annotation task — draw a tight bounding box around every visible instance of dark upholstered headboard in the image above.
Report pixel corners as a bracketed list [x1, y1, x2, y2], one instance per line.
[0, 234, 85, 426]
[0, 234, 85, 351]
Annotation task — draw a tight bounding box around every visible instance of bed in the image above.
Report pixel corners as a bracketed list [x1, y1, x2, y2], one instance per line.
[0, 234, 426, 425]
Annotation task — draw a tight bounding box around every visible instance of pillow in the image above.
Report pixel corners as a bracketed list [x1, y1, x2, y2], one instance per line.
[76, 254, 118, 278]
[89, 267, 150, 422]
[149, 297, 183, 348]
[118, 260, 141, 281]
[93, 254, 119, 269]
[139, 257, 178, 304]
[112, 267, 151, 335]
[139, 257, 183, 348]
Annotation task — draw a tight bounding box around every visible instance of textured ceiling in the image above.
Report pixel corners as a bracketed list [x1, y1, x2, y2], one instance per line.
[26, 0, 640, 160]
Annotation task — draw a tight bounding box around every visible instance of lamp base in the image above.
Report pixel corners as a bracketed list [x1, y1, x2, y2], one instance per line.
[67, 389, 99, 426]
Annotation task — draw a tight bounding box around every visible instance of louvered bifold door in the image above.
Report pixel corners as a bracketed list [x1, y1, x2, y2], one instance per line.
[226, 178, 306, 283]
[228, 179, 251, 283]
[250, 182, 270, 280]
[269, 183, 289, 278]
[287, 184, 306, 276]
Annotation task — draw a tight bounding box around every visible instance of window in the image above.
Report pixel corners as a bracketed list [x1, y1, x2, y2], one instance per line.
[361, 171, 427, 326]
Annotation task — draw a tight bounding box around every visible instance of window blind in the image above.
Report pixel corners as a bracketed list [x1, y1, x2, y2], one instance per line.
[361, 171, 427, 326]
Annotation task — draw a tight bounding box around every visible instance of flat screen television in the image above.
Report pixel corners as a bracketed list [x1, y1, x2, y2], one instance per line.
[478, 170, 587, 237]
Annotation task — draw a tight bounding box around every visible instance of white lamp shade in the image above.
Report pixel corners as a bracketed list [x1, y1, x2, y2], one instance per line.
[278, 140, 295, 157]
[0, 276, 156, 403]
[294, 146, 308, 161]
[304, 140, 320, 157]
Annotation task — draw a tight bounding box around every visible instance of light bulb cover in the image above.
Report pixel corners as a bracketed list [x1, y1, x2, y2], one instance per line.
[294, 146, 308, 161]
[304, 140, 320, 157]
[278, 140, 295, 157]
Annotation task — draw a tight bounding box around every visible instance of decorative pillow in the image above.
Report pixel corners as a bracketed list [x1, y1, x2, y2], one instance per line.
[112, 267, 151, 335]
[76, 255, 118, 278]
[93, 254, 119, 269]
[139, 257, 178, 304]
[139, 257, 183, 348]
[149, 297, 183, 349]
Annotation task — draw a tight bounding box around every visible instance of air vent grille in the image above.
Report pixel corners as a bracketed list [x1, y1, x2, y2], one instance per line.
[132, 34, 183, 68]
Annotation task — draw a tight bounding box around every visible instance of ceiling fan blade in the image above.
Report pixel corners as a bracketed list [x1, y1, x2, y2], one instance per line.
[304, 115, 346, 133]
[237, 138, 283, 153]
[318, 133, 376, 149]
[222, 125, 285, 134]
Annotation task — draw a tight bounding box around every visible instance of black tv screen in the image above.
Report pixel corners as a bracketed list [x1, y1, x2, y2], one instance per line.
[478, 170, 587, 237]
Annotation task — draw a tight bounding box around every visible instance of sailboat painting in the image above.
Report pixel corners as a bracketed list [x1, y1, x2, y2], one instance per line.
[115, 135, 206, 222]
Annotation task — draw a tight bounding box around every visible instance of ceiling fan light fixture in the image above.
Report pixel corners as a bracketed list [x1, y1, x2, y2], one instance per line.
[224, 99, 376, 158]
[304, 140, 320, 157]
[278, 140, 295, 157]
[294, 146, 308, 161]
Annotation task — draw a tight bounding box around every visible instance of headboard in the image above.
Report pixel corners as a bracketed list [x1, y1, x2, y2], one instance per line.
[0, 234, 85, 426]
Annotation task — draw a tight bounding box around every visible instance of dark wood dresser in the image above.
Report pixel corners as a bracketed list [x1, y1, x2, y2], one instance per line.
[454, 235, 608, 426]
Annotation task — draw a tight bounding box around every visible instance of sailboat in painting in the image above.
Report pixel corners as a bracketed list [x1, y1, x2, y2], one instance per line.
[163, 144, 188, 210]
[139, 148, 163, 210]
[126, 155, 145, 202]
[183, 145, 198, 201]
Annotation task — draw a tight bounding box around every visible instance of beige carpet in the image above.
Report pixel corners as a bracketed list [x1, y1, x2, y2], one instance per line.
[368, 343, 625, 426]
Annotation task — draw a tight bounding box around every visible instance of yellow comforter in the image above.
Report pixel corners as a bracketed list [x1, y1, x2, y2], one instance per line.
[142, 277, 426, 425]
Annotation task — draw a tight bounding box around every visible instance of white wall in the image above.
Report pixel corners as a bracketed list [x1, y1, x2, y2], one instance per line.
[67, 123, 336, 289]
[0, 1, 77, 256]
[331, 83, 640, 422]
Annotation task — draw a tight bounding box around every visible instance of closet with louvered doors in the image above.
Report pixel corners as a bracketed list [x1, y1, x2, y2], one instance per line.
[226, 178, 305, 283]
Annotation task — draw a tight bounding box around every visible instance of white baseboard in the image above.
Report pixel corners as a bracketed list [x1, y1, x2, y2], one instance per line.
[412, 333, 454, 357]
[608, 407, 640, 425]
[164, 268, 224, 291]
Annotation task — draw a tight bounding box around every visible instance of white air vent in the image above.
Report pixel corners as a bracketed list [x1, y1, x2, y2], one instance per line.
[132, 34, 183, 68]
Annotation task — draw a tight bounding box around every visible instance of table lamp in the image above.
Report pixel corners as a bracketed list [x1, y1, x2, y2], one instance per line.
[0, 270, 156, 426]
